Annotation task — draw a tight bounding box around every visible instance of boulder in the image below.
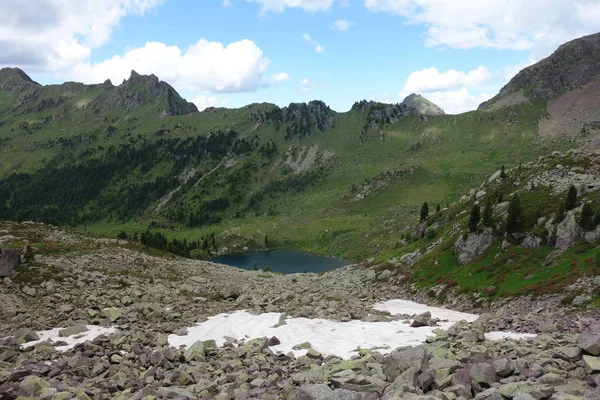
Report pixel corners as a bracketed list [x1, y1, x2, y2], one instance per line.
[469, 363, 498, 387]
[383, 345, 428, 380]
[455, 230, 493, 265]
[59, 325, 89, 337]
[184, 341, 205, 362]
[0, 248, 21, 277]
[578, 331, 600, 356]
[492, 358, 514, 378]
[378, 270, 392, 280]
[400, 250, 422, 266]
[19, 375, 50, 396]
[290, 384, 333, 400]
[583, 355, 600, 374]
[221, 284, 241, 299]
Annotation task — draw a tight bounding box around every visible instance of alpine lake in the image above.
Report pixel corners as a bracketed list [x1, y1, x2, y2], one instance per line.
[211, 249, 348, 274]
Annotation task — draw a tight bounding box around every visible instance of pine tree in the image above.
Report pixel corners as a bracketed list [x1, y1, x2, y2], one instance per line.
[482, 200, 494, 227]
[500, 165, 507, 179]
[506, 194, 523, 234]
[420, 202, 429, 222]
[579, 202, 595, 231]
[469, 204, 481, 232]
[565, 185, 577, 210]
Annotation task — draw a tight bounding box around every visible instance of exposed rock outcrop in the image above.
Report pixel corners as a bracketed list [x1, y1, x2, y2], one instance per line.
[401, 93, 445, 116]
[105, 70, 198, 115]
[454, 230, 494, 265]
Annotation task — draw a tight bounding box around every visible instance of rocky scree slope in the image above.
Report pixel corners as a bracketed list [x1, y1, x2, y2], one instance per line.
[0, 222, 600, 398]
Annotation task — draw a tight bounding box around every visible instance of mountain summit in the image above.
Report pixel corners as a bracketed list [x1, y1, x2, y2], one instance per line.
[106, 70, 198, 115]
[401, 93, 445, 116]
[0, 67, 40, 92]
[480, 32, 600, 110]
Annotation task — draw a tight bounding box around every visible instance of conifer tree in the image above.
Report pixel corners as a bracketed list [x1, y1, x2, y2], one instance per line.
[482, 200, 494, 227]
[469, 204, 481, 232]
[579, 202, 595, 231]
[420, 202, 429, 222]
[565, 184, 577, 211]
[506, 194, 523, 234]
[500, 165, 507, 179]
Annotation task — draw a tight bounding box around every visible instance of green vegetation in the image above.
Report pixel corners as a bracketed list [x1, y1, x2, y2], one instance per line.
[506, 194, 523, 234]
[468, 204, 480, 232]
[566, 184, 578, 210]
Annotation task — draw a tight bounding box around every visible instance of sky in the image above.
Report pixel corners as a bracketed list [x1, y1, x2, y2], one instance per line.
[1, 1, 600, 114]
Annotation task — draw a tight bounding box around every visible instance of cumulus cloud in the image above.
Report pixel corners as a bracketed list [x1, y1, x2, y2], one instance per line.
[332, 19, 354, 31]
[0, 1, 289, 101]
[402, 66, 491, 93]
[397, 66, 498, 114]
[71, 39, 287, 94]
[246, 0, 335, 12]
[419, 88, 493, 114]
[364, 0, 600, 55]
[0, 0, 163, 72]
[303, 34, 325, 53]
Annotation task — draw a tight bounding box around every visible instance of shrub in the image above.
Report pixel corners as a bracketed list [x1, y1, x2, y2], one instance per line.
[425, 227, 437, 240]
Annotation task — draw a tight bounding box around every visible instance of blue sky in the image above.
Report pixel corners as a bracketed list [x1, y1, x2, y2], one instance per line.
[2, 0, 600, 113]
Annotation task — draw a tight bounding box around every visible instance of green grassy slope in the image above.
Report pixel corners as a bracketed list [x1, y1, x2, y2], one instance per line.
[0, 68, 572, 263]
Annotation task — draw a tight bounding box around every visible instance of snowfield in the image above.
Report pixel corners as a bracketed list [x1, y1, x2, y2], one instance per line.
[168, 300, 536, 359]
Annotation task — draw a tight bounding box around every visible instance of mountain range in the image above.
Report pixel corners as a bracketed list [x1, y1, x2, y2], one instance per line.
[2, 33, 600, 299]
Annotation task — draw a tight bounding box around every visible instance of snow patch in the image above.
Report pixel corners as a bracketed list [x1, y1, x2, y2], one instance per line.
[168, 300, 535, 359]
[372, 299, 479, 322]
[22, 325, 117, 352]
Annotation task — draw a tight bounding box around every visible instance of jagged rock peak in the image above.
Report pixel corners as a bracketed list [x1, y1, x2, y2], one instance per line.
[106, 70, 198, 115]
[401, 93, 445, 116]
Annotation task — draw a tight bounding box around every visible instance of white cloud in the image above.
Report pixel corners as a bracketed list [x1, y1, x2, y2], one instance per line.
[223, 0, 232, 6]
[303, 33, 325, 53]
[402, 66, 491, 93]
[246, 0, 334, 12]
[0, 0, 163, 71]
[71, 39, 287, 94]
[332, 19, 354, 31]
[396, 65, 498, 114]
[419, 88, 493, 114]
[364, 0, 600, 54]
[300, 77, 317, 92]
[192, 95, 228, 111]
[0, 0, 289, 101]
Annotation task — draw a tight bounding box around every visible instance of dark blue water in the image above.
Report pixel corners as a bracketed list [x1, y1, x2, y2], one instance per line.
[211, 249, 348, 274]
